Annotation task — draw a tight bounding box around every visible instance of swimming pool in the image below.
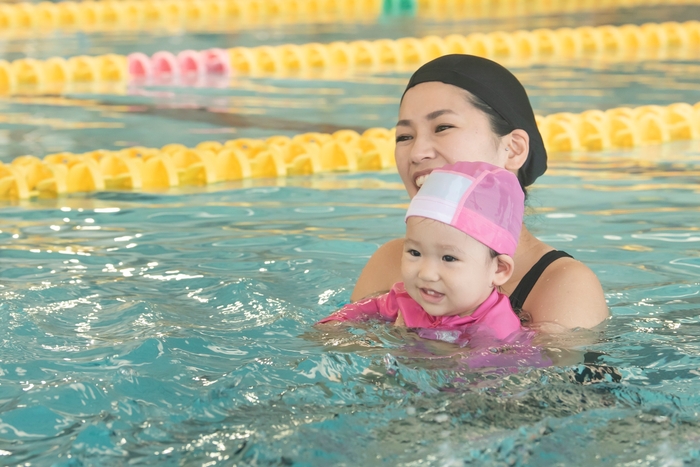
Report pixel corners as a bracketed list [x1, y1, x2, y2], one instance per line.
[2, 3, 700, 466]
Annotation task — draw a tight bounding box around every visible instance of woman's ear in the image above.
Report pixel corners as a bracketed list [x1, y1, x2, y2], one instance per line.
[492, 254, 515, 287]
[504, 129, 529, 172]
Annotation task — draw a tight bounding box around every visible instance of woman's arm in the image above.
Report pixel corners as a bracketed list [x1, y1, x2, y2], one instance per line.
[350, 238, 405, 302]
[522, 257, 609, 330]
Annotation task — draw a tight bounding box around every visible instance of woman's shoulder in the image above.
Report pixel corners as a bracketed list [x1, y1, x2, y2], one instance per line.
[524, 254, 609, 329]
[350, 238, 405, 302]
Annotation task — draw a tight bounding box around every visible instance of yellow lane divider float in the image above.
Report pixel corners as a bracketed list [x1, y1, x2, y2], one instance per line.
[1, 0, 697, 36]
[0, 128, 396, 199]
[221, 20, 700, 76]
[1, 21, 700, 95]
[3, 100, 700, 200]
[413, 0, 700, 20]
[536, 103, 700, 152]
[0, 0, 382, 36]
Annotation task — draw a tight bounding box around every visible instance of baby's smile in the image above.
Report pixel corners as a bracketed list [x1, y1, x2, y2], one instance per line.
[418, 287, 445, 304]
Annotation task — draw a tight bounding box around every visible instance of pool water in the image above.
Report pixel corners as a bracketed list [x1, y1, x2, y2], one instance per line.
[2, 3, 700, 466]
[1, 141, 700, 464]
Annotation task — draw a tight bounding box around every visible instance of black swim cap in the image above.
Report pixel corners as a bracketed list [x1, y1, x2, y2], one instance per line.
[403, 54, 547, 187]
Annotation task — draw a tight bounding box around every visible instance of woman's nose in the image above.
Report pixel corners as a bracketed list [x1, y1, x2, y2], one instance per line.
[410, 134, 436, 163]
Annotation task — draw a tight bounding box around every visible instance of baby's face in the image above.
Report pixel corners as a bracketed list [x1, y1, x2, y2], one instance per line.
[401, 217, 499, 318]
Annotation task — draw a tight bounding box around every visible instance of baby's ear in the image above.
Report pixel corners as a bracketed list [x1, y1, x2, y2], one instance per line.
[492, 255, 514, 287]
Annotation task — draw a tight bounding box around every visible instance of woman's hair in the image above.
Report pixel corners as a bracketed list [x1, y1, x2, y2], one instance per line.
[403, 54, 547, 189]
[465, 93, 528, 198]
[466, 93, 515, 139]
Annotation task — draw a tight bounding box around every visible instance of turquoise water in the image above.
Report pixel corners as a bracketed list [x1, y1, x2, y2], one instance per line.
[1, 144, 700, 464]
[2, 5, 700, 466]
[3, 4, 700, 162]
[1, 3, 699, 61]
[4, 58, 700, 162]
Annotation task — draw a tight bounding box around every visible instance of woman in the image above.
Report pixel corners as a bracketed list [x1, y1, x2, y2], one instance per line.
[351, 54, 609, 330]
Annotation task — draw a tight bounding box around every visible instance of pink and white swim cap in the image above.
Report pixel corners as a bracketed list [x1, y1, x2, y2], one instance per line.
[405, 161, 524, 256]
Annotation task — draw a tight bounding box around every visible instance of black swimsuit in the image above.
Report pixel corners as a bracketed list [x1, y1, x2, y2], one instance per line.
[508, 250, 622, 383]
[509, 250, 573, 314]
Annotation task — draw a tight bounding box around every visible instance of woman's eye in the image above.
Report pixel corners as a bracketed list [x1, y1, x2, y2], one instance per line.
[396, 134, 412, 143]
[435, 124, 453, 133]
[442, 255, 457, 262]
[408, 249, 421, 257]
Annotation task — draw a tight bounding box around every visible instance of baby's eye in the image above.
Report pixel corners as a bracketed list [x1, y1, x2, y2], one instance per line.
[407, 249, 421, 257]
[442, 255, 457, 262]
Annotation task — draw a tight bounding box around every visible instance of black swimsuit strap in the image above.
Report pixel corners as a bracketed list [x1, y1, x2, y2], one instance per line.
[509, 250, 573, 312]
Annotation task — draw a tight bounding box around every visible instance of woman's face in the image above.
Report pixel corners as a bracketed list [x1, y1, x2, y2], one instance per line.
[396, 82, 509, 198]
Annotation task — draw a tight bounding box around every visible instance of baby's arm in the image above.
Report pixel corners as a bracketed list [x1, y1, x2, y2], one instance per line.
[316, 295, 385, 324]
[317, 287, 404, 325]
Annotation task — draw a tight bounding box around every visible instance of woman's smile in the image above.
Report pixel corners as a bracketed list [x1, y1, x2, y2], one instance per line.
[414, 173, 430, 188]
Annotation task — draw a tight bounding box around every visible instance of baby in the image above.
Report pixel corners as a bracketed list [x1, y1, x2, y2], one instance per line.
[318, 161, 525, 343]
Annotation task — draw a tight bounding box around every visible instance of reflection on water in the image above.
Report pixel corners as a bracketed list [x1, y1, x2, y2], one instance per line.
[0, 148, 699, 464]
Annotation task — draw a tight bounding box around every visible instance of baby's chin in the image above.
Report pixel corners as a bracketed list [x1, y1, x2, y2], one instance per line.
[422, 303, 475, 318]
[419, 304, 458, 318]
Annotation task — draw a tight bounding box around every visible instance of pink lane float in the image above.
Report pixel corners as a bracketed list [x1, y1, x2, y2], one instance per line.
[127, 48, 232, 83]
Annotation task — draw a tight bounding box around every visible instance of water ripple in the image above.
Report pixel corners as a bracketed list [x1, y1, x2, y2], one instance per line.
[1, 159, 700, 464]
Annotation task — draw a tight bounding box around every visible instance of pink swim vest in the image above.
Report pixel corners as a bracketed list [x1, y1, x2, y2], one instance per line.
[318, 282, 523, 342]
